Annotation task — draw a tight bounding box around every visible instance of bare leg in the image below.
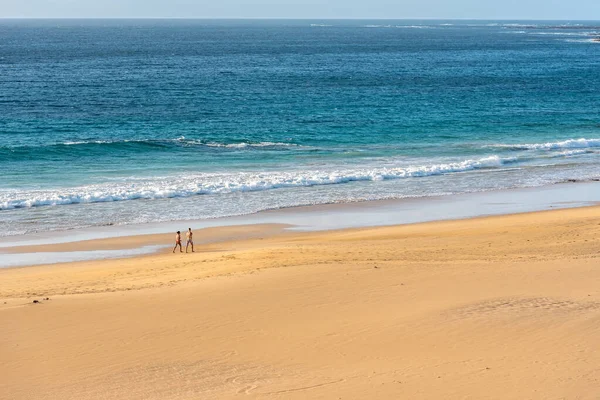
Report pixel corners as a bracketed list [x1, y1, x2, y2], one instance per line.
[186, 242, 189, 253]
[191, 242, 194, 252]
[173, 243, 177, 253]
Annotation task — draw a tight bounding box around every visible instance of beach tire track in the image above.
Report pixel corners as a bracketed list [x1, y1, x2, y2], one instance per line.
[261, 378, 345, 394]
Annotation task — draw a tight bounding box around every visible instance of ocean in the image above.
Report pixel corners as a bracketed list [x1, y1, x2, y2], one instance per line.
[1, 19, 599, 236]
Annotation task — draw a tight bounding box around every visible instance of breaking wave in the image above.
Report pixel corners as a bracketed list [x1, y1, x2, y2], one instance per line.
[0, 137, 305, 156]
[489, 138, 600, 151]
[0, 155, 512, 210]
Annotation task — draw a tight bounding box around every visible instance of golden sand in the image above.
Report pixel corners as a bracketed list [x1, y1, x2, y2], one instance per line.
[1, 207, 600, 399]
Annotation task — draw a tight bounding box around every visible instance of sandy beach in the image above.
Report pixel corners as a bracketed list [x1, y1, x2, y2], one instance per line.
[2, 206, 600, 399]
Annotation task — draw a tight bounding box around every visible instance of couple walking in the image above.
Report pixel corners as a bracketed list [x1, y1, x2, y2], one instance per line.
[173, 228, 194, 253]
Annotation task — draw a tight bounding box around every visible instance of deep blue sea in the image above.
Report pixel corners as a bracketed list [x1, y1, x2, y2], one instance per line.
[1, 19, 599, 236]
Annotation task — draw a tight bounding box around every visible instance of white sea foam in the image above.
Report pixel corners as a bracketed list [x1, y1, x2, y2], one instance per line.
[0, 155, 512, 210]
[63, 140, 113, 145]
[531, 31, 596, 36]
[501, 23, 538, 28]
[558, 149, 590, 156]
[395, 25, 432, 29]
[490, 138, 600, 151]
[48, 138, 303, 149]
[176, 137, 302, 148]
[203, 141, 301, 148]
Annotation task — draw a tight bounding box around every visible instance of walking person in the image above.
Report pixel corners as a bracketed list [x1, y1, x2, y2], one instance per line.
[186, 228, 194, 253]
[173, 231, 183, 253]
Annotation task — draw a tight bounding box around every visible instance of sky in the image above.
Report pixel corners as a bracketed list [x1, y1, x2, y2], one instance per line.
[1, 0, 599, 20]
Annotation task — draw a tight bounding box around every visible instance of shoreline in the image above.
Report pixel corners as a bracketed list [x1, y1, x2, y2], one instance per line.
[3, 202, 600, 300]
[1, 180, 600, 267]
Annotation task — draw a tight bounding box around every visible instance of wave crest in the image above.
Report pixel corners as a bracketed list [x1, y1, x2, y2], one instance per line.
[490, 138, 600, 151]
[1, 137, 304, 152]
[0, 155, 511, 210]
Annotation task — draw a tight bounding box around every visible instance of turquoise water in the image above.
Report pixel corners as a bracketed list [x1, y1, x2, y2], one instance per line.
[1, 19, 600, 235]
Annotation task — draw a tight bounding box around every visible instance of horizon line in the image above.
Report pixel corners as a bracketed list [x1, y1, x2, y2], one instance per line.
[1, 17, 599, 21]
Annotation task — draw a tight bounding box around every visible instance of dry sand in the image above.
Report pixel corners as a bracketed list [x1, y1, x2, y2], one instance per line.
[1, 207, 600, 399]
